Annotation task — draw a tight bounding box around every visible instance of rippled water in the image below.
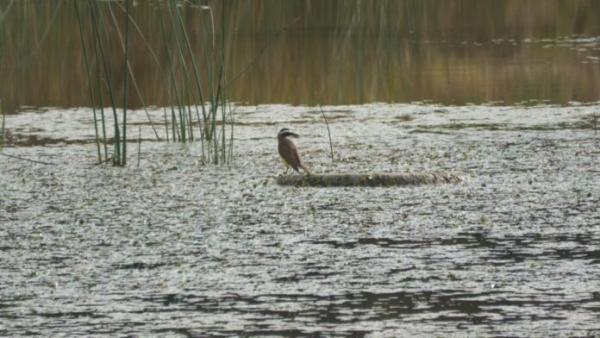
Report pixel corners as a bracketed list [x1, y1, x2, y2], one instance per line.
[1, 104, 600, 336]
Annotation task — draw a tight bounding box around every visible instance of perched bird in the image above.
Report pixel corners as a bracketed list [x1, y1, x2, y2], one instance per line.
[277, 128, 311, 175]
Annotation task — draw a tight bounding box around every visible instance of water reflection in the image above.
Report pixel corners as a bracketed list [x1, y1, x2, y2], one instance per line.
[1, 0, 600, 113]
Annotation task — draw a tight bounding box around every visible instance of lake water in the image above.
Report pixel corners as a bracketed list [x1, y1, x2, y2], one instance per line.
[1, 103, 599, 336]
[2, 1, 600, 336]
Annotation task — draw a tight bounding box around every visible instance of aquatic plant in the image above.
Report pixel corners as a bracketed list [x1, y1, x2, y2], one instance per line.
[319, 105, 335, 163]
[74, 0, 234, 166]
[161, 0, 233, 164]
[75, 0, 126, 165]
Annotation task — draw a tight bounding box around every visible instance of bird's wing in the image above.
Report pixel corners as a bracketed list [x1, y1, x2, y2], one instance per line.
[279, 137, 301, 171]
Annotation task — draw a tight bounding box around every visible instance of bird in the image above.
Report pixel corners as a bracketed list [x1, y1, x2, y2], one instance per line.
[277, 128, 311, 175]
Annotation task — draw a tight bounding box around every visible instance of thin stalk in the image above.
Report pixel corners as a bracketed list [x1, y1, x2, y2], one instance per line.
[114, 1, 160, 66]
[137, 126, 141, 167]
[75, 0, 102, 163]
[172, 0, 209, 133]
[83, 6, 108, 160]
[166, 1, 195, 143]
[93, 55, 108, 159]
[86, 4, 108, 160]
[220, 0, 227, 163]
[221, 96, 226, 163]
[121, 0, 130, 165]
[159, 11, 185, 142]
[186, 91, 194, 141]
[107, 2, 160, 141]
[90, 0, 121, 166]
[320, 105, 335, 162]
[212, 100, 218, 164]
[179, 99, 186, 142]
[200, 8, 215, 141]
[227, 102, 235, 165]
[162, 107, 169, 142]
[167, 2, 191, 140]
[210, 63, 223, 142]
[0, 152, 56, 166]
[170, 104, 178, 141]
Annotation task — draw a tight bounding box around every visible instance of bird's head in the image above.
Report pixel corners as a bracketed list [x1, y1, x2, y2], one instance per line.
[278, 128, 300, 139]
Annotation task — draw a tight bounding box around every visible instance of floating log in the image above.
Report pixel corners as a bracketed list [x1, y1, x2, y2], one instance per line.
[276, 172, 462, 187]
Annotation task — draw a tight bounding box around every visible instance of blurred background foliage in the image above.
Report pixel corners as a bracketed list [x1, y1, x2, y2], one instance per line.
[1, 0, 600, 113]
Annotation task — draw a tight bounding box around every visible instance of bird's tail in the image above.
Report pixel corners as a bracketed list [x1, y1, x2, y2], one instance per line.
[300, 163, 311, 175]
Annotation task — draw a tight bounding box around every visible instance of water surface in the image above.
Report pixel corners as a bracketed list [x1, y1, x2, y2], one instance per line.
[1, 104, 599, 336]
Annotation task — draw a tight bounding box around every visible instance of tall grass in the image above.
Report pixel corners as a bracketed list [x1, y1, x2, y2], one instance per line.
[319, 105, 334, 162]
[75, 0, 105, 162]
[161, 0, 233, 164]
[73, 0, 127, 166]
[74, 0, 234, 166]
[121, 0, 130, 165]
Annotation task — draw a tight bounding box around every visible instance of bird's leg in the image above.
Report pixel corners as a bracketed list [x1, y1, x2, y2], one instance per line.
[280, 156, 290, 175]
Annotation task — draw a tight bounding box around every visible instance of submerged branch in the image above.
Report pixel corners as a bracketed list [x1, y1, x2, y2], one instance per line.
[0, 152, 56, 165]
[276, 172, 462, 187]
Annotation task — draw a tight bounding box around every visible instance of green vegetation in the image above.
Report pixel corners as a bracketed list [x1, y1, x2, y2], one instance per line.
[75, 0, 125, 165]
[73, 0, 233, 166]
[159, 0, 232, 164]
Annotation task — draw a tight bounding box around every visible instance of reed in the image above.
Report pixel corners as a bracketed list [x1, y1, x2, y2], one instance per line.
[137, 125, 141, 167]
[74, 0, 169, 166]
[75, 0, 104, 162]
[107, 1, 161, 142]
[164, 1, 192, 144]
[121, 0, 130, 165]
[88, 0, 124, 166]
[11, 1, 239, 165]
[319, 105, 335, 162]
[160, 0, 234, 165]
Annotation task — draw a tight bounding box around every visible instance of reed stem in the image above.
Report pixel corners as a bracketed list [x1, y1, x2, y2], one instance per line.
[320, 105, 335, 162]
[75, 0, 102, 163]
[137, 125, 141, 167]
[90, 0, 122, 166]
[121, 0, 130, 165]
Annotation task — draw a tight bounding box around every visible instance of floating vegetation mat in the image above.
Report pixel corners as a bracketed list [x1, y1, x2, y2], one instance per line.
[276, 172, 462, 187]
